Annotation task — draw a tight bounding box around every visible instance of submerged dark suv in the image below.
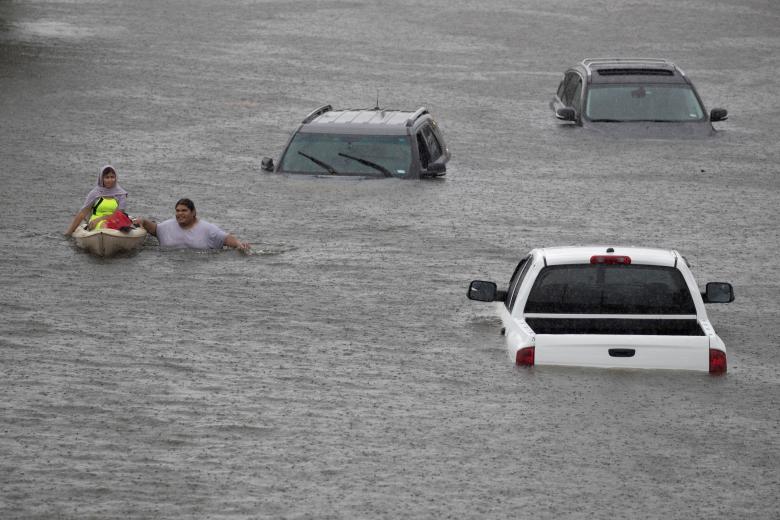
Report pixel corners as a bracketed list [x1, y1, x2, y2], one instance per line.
[261, 105, 450, 179]
[550, 58, 728, 136]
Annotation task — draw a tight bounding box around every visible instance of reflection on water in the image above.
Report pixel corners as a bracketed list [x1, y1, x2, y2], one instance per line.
[11, 21, 94, 40]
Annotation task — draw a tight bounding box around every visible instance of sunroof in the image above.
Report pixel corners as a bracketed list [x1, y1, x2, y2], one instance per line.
[597, 68, 674, 76]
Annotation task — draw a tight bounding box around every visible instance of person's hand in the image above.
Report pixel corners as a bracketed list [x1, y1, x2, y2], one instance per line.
[225, 234, 250, 251]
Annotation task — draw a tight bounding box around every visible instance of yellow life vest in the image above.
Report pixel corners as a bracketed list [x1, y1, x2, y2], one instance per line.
[89, 197, 119, 229]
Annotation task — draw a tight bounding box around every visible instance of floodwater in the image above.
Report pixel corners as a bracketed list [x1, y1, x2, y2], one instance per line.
[1, 0, 779, 518]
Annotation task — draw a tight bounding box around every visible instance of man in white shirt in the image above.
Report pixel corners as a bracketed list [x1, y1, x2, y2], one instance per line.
[136, 198, 250, 251]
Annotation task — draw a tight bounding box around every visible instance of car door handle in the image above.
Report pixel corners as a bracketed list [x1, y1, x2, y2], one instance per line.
[608, 348, 635, 358]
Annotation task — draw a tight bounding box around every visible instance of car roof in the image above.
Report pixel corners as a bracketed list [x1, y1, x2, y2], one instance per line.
[578, 58, 690, 85]
[299, 105, 430, 135]
[535, 246, 679, 267]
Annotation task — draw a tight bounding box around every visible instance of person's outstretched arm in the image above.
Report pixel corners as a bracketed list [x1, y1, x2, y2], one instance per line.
[134, 217, 158, 237]
[224, 233, 250, 251]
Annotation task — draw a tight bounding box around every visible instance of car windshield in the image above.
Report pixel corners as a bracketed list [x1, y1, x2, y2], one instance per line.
[279, 132, 412, 177]
[585, 84, 705, 122]
[524, 264, 696, 314]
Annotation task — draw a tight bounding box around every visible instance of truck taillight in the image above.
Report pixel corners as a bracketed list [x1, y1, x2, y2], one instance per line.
[516, 347, 535, 366]
[709, 349, 727, 374]
[590, 255, 631, 265]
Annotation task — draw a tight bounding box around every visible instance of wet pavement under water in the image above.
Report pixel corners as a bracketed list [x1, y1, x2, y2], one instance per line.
[1, 1, 779, 518]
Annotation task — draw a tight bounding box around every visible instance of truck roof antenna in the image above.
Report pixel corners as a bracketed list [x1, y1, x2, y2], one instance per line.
[374, 90, 380, 110]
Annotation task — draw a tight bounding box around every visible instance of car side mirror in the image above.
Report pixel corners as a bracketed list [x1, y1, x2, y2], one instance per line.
[555, 107, 576, 121]
[702, 282, 734, 303]
[710, 108, 728, 122]
[261, 157, 274, 172]
[468, 280, 499, 302]
[424, 162, 446, 176]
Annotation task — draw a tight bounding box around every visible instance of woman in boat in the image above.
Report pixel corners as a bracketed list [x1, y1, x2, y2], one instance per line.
[65, 165, 129, 235]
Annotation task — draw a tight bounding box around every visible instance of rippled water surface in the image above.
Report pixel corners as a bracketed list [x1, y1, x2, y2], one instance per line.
[1, 1, 779, 518]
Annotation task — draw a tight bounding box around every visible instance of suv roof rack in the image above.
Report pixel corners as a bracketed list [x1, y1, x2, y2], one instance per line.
[405, 107, 429, 127]
[581, 58, 679, 76]
[302, 104, 332, 124]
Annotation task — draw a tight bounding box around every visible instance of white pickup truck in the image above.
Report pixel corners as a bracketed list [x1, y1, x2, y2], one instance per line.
[468, 246, 734, 373]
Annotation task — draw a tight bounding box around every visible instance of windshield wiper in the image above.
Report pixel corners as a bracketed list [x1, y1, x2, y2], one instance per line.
[298, 151, 339, 175]
[337, 152, 393, 178]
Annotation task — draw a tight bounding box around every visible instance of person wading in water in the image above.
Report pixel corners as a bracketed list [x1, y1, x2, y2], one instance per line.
[135, 198, 250, 251]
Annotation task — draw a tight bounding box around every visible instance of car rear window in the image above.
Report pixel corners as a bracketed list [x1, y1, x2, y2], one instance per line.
[524, 264, 696, 314]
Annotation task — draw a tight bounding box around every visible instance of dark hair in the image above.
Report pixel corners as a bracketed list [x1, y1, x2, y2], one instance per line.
[101, 166, 116, 176]
[175, 198, 195, 211]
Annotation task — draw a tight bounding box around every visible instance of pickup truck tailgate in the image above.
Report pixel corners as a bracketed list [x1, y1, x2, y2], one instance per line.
[533, 333, 710, 371]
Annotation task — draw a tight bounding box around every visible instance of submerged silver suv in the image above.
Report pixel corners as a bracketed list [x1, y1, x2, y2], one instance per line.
[550, 58, 728, 136]
[261, 105, 450, 179]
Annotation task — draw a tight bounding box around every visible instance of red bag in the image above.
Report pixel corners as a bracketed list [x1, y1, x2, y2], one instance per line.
[104, 210, 134, 232]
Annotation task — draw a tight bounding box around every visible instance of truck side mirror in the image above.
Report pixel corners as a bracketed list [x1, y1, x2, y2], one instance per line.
[468, 280, 498, 302]
[702, 282, 734, 303]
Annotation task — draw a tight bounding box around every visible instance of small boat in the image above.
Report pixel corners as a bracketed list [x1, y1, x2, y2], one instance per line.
[72, 225, 147, 257]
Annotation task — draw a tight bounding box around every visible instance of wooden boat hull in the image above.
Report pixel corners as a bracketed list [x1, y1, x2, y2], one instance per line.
[72, 226, 147, 257]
